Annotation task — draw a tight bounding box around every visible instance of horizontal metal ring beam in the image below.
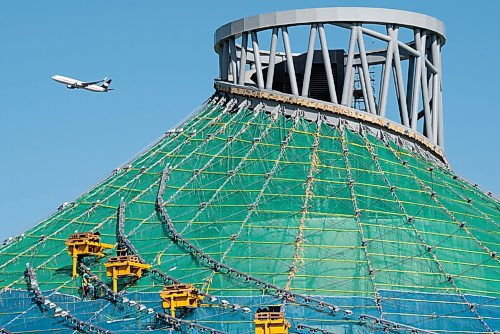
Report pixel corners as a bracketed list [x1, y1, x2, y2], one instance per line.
[214, 7, 445, 50]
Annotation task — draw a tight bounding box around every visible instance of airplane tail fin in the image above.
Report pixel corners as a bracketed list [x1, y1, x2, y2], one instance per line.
[101, 78, 112, 89]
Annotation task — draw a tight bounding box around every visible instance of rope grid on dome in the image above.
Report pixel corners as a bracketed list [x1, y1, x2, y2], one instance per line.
[339, 122, 384, 317]
[361, 126, 496, 332]
[0, 96, 224, 275]
[0, 98, 229, 331]
[284, 117, 321, 292]
[156, 151, 357, 318]
[1, 95, 498, 333]
[380, 134, 496, 332]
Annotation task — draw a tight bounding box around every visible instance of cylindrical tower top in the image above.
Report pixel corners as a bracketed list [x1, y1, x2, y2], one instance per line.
[214, 7, 445, 48]
[213, 7, 446, 154]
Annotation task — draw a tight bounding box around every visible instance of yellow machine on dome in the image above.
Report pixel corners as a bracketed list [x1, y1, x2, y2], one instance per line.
[104, 249, 151, 293]
[160, 283, 205, 317]
[254, 306, 290, 334]
[65, 232, 113, 278]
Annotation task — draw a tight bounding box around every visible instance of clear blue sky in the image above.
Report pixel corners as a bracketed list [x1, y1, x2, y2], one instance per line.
[0, 1, 498, 241]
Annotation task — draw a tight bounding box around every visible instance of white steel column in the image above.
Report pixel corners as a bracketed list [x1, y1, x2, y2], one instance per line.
[358, 67, 370, 113]
[410, 30, 423, 130]
[379, 25, 395, 118]
[391, 26, 410, 127]
[238, 33, 248, 85]
[347, 68, 356, 108]
[218, 48, 223, 80]
[318, 23, 338, 103]
[406, 57, 415, 115]
[431, 35, 440, 144]
[251, 31, 264, 89]
[229, 37, 238, 84]
[342, 27, 358, 106]
[301, 24, 317, 97]
[357, 28, 377, 114]
[379, 62, 386, 107]
[416, 32, 434, 142]
[265, 28, 279, 90]
[282, 27, 299, 95]
[437, 40, 444, 148]
[221, 40, 229, 81]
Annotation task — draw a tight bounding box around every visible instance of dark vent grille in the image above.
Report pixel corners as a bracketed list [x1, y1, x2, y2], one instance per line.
[254, 49, 345, 103]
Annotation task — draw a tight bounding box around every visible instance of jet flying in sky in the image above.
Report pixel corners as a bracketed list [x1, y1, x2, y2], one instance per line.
[52, 75, 113, 92]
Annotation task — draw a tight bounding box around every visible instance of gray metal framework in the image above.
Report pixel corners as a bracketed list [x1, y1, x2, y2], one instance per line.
[214, 7, 446, 148]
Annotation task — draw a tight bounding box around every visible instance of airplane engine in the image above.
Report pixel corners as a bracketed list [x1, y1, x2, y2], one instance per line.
[66, 85, 75, 89]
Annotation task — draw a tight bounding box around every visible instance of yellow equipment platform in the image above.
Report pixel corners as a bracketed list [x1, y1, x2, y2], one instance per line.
[254, 307, 290, 334]
[104, 250, 151, 292]
[160, 284, 204, 317]
[65, 232, 113, 278]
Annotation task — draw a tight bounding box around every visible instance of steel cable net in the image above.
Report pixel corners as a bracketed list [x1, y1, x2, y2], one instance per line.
[0, 95, 498, 333]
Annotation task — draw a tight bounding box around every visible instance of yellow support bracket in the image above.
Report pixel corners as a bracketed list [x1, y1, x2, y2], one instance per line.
[254, 306, 290, 334]
[104, 250, 151, 293]
[65, 232, 113, 278]
[160, 284, 204, 317]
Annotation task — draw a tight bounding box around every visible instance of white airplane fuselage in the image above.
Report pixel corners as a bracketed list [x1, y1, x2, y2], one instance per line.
[52, 75, 112, 92]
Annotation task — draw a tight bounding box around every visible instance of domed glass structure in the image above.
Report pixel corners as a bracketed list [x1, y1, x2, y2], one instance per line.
[0, 7, 498, 334]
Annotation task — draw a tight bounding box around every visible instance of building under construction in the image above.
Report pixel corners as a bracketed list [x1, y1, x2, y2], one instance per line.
[0, 7, 499, 334]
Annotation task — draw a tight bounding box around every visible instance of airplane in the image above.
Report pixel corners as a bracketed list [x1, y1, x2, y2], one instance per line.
[52, 75, 113, 92]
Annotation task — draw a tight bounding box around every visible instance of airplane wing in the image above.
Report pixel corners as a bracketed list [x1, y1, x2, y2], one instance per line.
[80, 79, 105, 87]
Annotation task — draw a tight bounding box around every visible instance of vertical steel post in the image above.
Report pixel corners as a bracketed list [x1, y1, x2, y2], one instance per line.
[379, 25, 395, 117]
[431, 35, 440, 144]
[218, 44, 223, 80]
[379, 62, 386, 109]
[391, 27, 410, 127]
[417, 33, 434, 142]
[358, 67, 370, 113]
[392, 63, 400, 105]
[230, 37, 238, 84]
[410, 30, 423, 130]
[282, 27, 299, 95]
[406, 56, 415, 115]
[221, 40, 229, 81]
[357, 28, 376, 114]
[436, 39, 444, 147]
[301, 24, 317, 97]
[251, 31, 265, 89]
[266, 28, 279, 90]
[342, 27, 358, 106]
[347, 68, 356, 108]
[238, 33, 248, 85]
[318, 23, 338, 103]
[427, 66, 434, 100]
